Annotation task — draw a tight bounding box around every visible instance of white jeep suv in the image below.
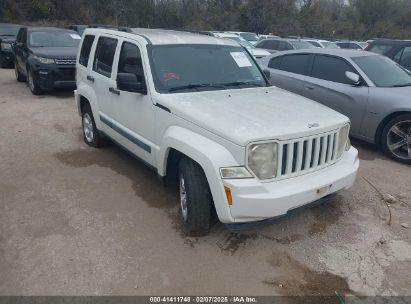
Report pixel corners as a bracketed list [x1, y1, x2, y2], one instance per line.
[75, 28, 359, 236]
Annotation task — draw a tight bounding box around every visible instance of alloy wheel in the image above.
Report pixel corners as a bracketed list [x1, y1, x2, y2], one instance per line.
[83, 113, 94, 143]
[387, 120, 411, 160]
[179, 175, 188, 222]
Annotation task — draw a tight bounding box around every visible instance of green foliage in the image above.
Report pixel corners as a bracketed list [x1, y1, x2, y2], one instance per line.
[1, 0, 411, 39]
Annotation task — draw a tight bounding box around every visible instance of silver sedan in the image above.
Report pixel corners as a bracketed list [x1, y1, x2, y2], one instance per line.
[259, 49, 411, 164]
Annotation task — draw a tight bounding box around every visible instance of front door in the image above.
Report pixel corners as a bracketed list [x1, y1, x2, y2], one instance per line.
[109, 39, 156, 166]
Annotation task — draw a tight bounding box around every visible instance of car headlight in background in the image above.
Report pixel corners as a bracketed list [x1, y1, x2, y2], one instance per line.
[33, 55, 55, 64]
[1, 42, 12, 50]
[220, 167, 253, 179]
[247, 142, 278, 180]
[337, 125, 350, 158]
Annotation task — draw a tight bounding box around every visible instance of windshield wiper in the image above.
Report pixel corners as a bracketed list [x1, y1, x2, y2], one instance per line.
[168, 83, 225, 92]
[220, 81, 266, 88]
[393, 83, 411, 87]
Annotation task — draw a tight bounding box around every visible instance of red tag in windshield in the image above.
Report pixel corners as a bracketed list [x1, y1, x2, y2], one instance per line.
[164, 72, 180, 81]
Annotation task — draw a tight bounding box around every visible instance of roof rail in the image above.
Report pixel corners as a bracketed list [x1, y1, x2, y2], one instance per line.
[88, 24, 131, 33]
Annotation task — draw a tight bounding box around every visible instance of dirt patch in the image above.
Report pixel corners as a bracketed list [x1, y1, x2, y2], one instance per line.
[264, 254, 355, 300]
[261, 234, 303, 244]
[53, 123, 66, 133]
[216, 232, 258, 256]
[309, 197, 344, 235]
[54, 148, 179, 210]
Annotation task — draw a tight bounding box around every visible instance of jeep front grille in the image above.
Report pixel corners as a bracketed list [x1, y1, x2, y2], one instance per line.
[276, 129, 340, 179]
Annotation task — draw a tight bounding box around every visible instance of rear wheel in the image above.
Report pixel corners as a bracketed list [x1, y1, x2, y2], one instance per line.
[82, 103, 103, 148]
[381, 114, 411, 164]
[178, 157, 212, 236]
[27, 68, 42, 95]
[14, 62, 26, 82]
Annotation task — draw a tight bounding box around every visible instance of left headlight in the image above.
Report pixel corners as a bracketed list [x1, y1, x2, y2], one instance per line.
[33, 55, 55, 64]
[1, 42, 12, 50]
[247, 143, 278, 180]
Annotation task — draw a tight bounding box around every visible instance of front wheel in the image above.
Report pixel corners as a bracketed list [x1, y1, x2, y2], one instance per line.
[178, 157, 212, 236]
[381, 114, 411, 164]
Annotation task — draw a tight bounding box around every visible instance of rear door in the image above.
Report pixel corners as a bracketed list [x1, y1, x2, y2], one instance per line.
[89, 35, 119, 135]
[267, 53, 311, 97]
[303, 54, 369, 135]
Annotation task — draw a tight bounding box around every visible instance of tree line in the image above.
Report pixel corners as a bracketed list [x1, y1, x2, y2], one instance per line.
[1, 0, 411, 40]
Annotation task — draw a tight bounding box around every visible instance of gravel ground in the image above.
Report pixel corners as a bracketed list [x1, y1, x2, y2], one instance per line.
[0, 68, 410, 298]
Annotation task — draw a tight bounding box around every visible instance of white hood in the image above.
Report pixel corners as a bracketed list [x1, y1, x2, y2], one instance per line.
[157, 86, 349, 146]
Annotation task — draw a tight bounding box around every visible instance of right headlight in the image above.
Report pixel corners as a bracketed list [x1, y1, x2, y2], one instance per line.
[1, 42, 12, 50]
[337, 125, 350, 158]
[247, 142, 278, 180]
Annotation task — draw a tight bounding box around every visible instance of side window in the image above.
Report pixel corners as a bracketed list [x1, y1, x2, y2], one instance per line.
[93, 37, 118, 78]
[309, 41, 321, 48]
[280, 54, 310, 75]
[79, 35, 95, 67]
[268, 56, 282, 69]
[338, 43, 349, 48]
[311, 55, 355, 84]
[257, 41, 267, 48]
[118, 42, 145, 83]
[267, 40, 279, 50]
[399, 47, 411, 67]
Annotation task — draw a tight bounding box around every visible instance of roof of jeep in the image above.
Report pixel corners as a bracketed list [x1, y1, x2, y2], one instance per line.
[129, 28, 239, 46]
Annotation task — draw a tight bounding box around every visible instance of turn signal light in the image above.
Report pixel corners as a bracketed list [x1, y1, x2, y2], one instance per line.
[224, 186, 233, 206]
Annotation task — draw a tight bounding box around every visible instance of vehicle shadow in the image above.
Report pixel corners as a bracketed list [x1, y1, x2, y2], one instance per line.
[50, 89, 75, 99]
[351, 138, 386, 161]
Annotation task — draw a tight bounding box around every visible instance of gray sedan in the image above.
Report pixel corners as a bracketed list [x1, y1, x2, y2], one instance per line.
[259, 49, 411, 163]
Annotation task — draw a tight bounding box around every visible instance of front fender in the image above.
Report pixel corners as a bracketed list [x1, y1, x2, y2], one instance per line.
[159, 126, 241, 223]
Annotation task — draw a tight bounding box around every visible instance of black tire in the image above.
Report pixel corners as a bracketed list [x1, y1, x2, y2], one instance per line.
[14, 62, 26, 82]
[381, 114, 411, 164]
[0, 55, 7, 68]
[27, 68, 42, 95]
[178, 157, 212, 236]
[81, 103, 104, 148]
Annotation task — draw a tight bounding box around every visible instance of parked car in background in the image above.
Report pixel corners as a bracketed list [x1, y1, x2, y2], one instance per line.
[335, 41, 364, 50]
[228, 31, 259, 45]
[213, 32, 270, 59]
[258, 34, 280, 41]
[255, 38, 317, 53]
[365, 39, 411, 71]
[13, 27, 81, 95]
[304, 39, 340, 49]
[68, 25, 87, 36]
[75, 27, 358, 235]
[259, 49, 411, 163]
[0, 23, 22, 68]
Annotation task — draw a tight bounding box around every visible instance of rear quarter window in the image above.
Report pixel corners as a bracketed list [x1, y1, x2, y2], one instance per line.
[79, 35, 95, 67]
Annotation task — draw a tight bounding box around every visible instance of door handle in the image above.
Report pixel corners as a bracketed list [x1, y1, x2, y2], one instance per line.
[109, 87, 120, 95]
[305, 85, 315, 90]
[86, 75, 95, 82]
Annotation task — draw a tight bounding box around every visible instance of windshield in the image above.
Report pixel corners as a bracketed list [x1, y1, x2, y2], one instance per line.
[291, 41, 317, 49]
[28, 31, 81, 47]
[240, 33, 258, 42]
[353, 55, 411, 87]
[322, 41, 340, 49]
[0, 26, 20, 36]
[149, 44, 267, 93]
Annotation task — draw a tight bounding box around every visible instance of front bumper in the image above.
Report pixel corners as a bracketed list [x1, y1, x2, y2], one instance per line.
[221, 147, 359, 223]
[0, 50, 14, 65]
[31, 63, 76, 90]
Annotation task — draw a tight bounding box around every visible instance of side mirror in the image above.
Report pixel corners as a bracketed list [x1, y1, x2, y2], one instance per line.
[345, 71, 361, 86]
[117, 73, 147, 94]
[263, 69, 271, 79]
